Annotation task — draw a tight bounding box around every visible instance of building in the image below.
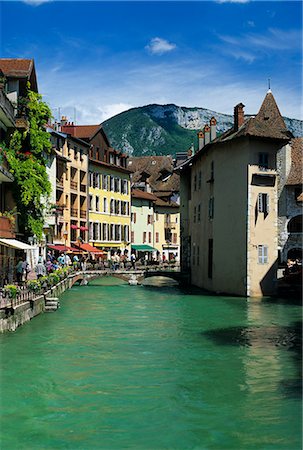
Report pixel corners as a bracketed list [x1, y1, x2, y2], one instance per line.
[61, 122, 131, 254]
[130, 188, 158, 258]
[128, 155, 181, 261]
[153, 197, 180, 262]
[277, 137, 303, 263]
[177, 90, 292, 297]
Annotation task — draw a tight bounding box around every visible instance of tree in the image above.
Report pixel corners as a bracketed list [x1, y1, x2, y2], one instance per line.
[1, 84, 52, 239]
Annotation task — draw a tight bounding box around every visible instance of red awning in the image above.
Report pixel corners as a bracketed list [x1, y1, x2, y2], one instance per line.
[48, 244, 74, 252]
[78, 243, 104, 253]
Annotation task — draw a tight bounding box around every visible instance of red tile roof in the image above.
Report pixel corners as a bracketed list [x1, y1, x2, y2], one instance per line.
[131, 189, 158, 201]
[286, 138, 303, 186]
[61, 124, 100, 139]
[0, 59, 34, 77]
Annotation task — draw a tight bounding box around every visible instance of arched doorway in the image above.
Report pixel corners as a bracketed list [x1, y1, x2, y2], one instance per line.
[287, 215, 303, 233]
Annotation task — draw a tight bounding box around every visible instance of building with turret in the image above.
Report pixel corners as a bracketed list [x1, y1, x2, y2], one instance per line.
[177, 90, 293, 297]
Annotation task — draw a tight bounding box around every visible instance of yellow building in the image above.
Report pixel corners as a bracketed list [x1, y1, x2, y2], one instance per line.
[61, 123, 131, 253]
[178, 91, 292, 297]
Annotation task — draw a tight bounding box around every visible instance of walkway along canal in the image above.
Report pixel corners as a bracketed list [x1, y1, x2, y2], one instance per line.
[0, 277, 301, 449]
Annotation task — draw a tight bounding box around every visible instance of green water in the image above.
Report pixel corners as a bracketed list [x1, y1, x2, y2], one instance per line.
[0, 279, 302, 450]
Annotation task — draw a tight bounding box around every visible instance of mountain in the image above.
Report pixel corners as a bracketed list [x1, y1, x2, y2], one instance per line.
[102, 104, 302, 157]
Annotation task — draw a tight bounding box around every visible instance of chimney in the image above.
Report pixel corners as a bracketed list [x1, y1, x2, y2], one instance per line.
[61, 115, 68, 126]
[204, 124, 210, 145]
[198, 131, 205, 151]
[210, 117, 217, 141]
[234, 103, 245, 130]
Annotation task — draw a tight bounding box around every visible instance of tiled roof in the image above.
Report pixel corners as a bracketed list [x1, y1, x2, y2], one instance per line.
[62, 124, 100, 139]
[131, 189, 158, 201]
[0, 59, 33, 77]
[154, 197, 179, 208]
[286, 138, 303, 186]
[128, 156, 180, 192]
[215, 91, 292, 143]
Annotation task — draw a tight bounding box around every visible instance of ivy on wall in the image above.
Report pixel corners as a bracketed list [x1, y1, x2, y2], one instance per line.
[1, 83, 52, 239]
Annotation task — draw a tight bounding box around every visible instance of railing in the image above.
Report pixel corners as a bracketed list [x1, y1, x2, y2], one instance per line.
[0, 286, 35, 309]
[70, 181, 78, 190]
[71, 208, 78, 217]
[165, 221, 176, 229]
[56, 179, 64, 189]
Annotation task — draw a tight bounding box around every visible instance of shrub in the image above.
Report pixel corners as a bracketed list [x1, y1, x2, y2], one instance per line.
[48, 272, 60, 286]
[3, 285, 20, 299]
[27, 279, 41, 293]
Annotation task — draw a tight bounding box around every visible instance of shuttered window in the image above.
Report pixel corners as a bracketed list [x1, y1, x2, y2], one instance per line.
[258, 245, 268, 264]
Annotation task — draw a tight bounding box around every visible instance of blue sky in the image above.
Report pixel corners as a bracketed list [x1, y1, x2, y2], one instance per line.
[1, 1, 302, 123]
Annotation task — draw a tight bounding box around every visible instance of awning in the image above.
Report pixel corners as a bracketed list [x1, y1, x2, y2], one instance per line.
[47, 244, 79, 252]
[131, 244, 157, 252]
[77, 243, 104, 253]
[0, 238, 32, 250]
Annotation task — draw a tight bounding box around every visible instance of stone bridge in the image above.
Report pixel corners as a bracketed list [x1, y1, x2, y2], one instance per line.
[70, 269, 189, 286]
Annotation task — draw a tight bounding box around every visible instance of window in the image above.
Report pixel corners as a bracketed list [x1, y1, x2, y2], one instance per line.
[147, 215, 152, 225]
[143, 232, 146, 243]
[259, 152, 269, 170]
[131, 212, 136, 223]
[197, 245, 200, 266]
[156, 213, 159, 221]
[103, 198, 107, 213]
[198, 171, 202, 189]
[156, 232, 159, 243]
[148, 232, 151, 243]
[103, 174, 108, 190]
[208, 239, 213, 278]
[103, 223, 107, 241]
[194, 206, 196, 223]
[89, 195, 93, 211]
[258, 245, 268, 264]
[131, 231, 134, 243]
[110, 176, 114, 191]
[210, 161, 214, 181]
[208, 197, 214, 219]
[173, 233, 177, 244]
[258, 193, 269, 214]
[198, 204, 201, 222]
[89, 222, 93, 240]
[110, 199, 114, 214]
[96, 196, 100, 212]
[110, 224, 114, 241]
[194, 175, 197, 191]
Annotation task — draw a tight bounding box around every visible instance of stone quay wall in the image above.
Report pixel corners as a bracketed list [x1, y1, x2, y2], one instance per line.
[0, 275, 76, 333]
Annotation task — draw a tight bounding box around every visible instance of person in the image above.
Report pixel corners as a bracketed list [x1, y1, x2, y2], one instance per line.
[16, 257, 23, 284]
[144, 253, 148, 266]
[58, 253, 65, 267]
[80, 255, 87, 271]
[35, 256, 46, 279]
[65, 254, 71, 266]
[131, 253, 136, 270]
[22, 258, 30, 281]
[73, 254, 79, 270]
[46, 260, 53, 273]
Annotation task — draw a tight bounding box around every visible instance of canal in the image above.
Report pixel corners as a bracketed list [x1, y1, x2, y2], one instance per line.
[0, 278, 302, 449]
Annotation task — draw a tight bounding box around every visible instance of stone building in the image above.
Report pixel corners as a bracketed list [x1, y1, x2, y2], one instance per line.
[277, 137, 303, 263]
[177, 90, 292, 297]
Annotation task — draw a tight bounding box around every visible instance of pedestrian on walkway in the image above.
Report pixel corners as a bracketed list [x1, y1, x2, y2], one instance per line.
[35, 256, 46, 279]
[16, 258, 23, 284]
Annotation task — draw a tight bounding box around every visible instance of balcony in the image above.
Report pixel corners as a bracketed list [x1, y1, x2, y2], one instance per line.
[165, 221, 176, 229]
[71, 208, 78, 217]
[70, 181, 78, 190]
[80, 210, 87, 219]
[56, 178, 64, 190]
[0, 216, 15, 238]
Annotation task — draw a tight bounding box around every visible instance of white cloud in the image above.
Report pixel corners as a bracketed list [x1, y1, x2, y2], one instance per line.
[145, 37, 177, 55]
[22, 0, 52, 6]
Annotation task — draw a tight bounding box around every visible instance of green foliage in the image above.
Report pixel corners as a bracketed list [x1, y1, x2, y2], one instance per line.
[48, 272, 60, 287]
[27, 279, 41, 293]
[2, 85, 52, 239]
[3, 285, 19, 299]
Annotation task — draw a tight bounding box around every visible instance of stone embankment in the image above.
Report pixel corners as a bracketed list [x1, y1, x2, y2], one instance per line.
[0, 274, 75, 333]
